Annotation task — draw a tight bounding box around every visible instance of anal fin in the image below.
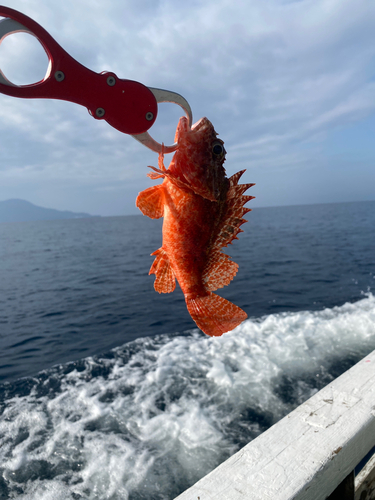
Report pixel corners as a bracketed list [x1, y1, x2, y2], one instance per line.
[149, 248, 176, 293]
[136, 184, 164, 219]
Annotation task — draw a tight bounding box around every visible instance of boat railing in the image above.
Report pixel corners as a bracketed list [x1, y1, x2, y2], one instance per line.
[175, 348, 375, 500]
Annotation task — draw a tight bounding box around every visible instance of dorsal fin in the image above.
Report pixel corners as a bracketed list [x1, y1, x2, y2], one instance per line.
[211, 170, 255, 250]
[202, 252, 239, 291]
[200, 171, 254, 293]
[149, 248, 176, 293]
[136, 184, 164, 219]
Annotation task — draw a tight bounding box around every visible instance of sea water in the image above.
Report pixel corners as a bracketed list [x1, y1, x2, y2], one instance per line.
[0, 201, 374, 499]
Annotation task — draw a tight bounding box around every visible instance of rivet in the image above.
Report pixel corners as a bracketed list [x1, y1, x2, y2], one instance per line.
[54, 71, 65, 82]
[107, 75, 116, 86]
[145, 112, 154, 121]
[96, 108, 105, 118]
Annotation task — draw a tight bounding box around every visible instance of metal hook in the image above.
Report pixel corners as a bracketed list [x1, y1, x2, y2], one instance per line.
[0, 7, 193, 154]
[132, 88, 193, 153]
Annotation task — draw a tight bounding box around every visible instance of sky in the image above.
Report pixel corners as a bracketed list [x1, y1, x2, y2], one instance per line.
[0, 0, 374, 216]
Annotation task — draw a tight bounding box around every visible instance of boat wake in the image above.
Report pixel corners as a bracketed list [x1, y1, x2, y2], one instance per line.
[1, 293, 375, 499]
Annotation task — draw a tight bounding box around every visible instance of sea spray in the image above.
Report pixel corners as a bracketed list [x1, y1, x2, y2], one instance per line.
[1, 294, 375, 499]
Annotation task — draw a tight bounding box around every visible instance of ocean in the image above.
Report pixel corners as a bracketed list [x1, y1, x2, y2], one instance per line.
[0, 200, 374, 499]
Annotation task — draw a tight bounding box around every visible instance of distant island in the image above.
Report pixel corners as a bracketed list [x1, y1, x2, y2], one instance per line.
[0, 199, 95, 223]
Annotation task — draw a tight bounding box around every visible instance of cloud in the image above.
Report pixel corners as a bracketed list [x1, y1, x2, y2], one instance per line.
[0, 0, 374, 214]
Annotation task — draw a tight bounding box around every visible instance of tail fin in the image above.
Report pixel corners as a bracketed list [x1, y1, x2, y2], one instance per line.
[186, 293, 247, 337]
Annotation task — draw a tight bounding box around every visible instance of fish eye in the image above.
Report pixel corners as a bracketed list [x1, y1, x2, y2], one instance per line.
[212, 142, 224, 156]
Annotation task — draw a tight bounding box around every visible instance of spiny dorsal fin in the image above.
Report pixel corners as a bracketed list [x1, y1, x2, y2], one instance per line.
[210, 170, 255, 250]
[202, 252, 239, 291]
[136, 185, 164, 219]
[149, 248, 176, 293]
[229, 170, 246, 185]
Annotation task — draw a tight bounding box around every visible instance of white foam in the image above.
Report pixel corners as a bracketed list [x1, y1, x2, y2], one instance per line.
[1, 294, 375, 499]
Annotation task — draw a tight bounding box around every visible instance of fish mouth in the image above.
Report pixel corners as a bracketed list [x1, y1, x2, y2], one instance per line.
[176, 116, 214, 144]
[191, 117, 212, 132]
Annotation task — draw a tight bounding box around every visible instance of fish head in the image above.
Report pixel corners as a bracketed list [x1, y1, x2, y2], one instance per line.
[170, 116, 228, 201]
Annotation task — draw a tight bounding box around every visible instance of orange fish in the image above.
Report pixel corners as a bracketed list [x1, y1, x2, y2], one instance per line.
[136, 116, 255, 336]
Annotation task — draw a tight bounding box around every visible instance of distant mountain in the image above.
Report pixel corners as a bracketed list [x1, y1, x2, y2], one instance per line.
[0, 199, 95, 223]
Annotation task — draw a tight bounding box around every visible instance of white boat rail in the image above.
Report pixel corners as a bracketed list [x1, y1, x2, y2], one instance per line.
[175, 349, 375, 500]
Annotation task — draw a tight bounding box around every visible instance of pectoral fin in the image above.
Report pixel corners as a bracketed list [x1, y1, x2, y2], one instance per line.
[136, 185, 164, 219]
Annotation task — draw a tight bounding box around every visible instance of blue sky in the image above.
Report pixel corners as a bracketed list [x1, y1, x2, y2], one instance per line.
[0, 0, 374, 216]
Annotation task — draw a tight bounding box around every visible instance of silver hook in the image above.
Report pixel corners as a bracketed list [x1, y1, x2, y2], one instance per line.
[0, 15, 193, 154]
[132, 87, 193, 153]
